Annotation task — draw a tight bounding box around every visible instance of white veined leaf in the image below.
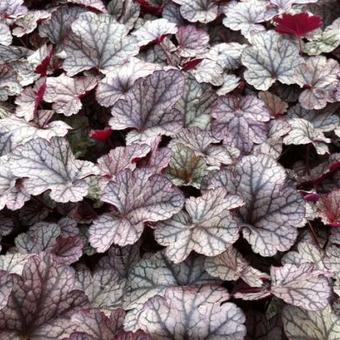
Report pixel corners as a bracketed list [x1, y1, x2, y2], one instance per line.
[205, 247, 270, 287]
[203, 43, 246, 70]
[304, 18, 340, 55]
[137, 286, 246, 340]
[234, 263, 331, 311]
[283, 305, 340, 340]
[155, 188, 244, 263]
[270, 263, 332, 311]
[9, 137, 99, 203]
[44, 74, 98, 116]
[0, 23, 12, 46]
[12, 10, 50, 37]
[132, 18, 177, 46]
[223, 1, 276, 40]
[66, 0, 107, 12]
[123, 251, 218, 331]
[217, 74, 241, 96]
[283, 118, 331, 155]
[176, 75, 217, 129]
[108, 0, 140, 30]
[204, 155, 306, 256]
[0, 155, 30, 211]
[270, 0, 318, 12]
[190, 58, 224, 86]
[0, 0, 27, 22]
[241, 30, 303, 91]
[0, 116, 71, 155]
[294, 56, 340, 110]
[170, 127, 240, 167]
[97, 144, 150, 182]
[96, 58, 160, 107]
[63, 12, 139, 76]
[172, 0, 219, 23]
[288, 103, 340, 132]
[75, 264, 125, 311]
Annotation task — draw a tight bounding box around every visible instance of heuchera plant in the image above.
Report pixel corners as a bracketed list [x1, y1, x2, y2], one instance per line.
[0, 0, 339, 339]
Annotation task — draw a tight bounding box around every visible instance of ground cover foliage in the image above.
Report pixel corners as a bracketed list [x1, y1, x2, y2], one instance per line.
[0, 0, 339, 339]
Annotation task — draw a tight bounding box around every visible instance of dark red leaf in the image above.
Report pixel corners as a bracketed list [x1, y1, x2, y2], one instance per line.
[137, 0, 163, 16]
[35, 48, 55, 76]
[273, 12, 322, 37]
[303, 192, 320, 202]
[89, 127, 113, 142]
[182, 59, 203, 72]
[34, 80, 47, 111]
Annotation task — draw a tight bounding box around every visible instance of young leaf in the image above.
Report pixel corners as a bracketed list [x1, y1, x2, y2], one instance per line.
[273, 12, 322, 37]
[317, 190, 340, 227]
[171, 127, 240, 167]
[283, 118, 330, 155]
[0, 155, 30, 210]
[166, 143, 208, 188]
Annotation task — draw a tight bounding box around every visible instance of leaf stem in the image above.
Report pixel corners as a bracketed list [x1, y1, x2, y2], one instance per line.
[307, 221, 321, 250]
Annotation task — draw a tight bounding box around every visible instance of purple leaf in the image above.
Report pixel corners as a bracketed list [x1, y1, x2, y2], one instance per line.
[212, 95, 270, 153]
[89, 169, 184, 250]
[110, 70, 185, 145]
[0, 254, 89, 338]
